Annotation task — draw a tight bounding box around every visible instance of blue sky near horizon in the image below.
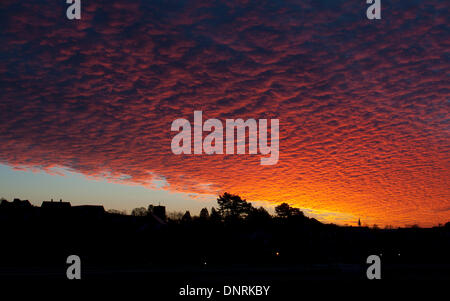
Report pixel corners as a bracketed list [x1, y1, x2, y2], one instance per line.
[0, 164, 358, 223]
[0, 164, 216, 215]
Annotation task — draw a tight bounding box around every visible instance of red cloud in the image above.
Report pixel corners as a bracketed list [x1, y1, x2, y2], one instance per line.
[0, 0, 449, 226]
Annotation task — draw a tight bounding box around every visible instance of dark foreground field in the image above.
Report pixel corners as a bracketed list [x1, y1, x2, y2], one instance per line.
[1, 198, 449, 284]
[1, 263, 449, 281]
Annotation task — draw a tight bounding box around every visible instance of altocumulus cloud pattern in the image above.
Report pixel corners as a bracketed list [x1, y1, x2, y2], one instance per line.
[0, 0, 448, 226]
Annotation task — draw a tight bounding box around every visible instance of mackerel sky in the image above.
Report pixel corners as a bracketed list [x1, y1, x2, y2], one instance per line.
[0, 0, 449, 226]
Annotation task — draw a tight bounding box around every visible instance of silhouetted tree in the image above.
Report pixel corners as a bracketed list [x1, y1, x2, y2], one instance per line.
[289, 207, 304, 217]
[247, 206, 272, 223]
[444, 222, 450, 230]
[199, 208, 209, 220]
[182, 210, 192, 222]
[217, 192, 253, 220]
[210, 207, 221, 222]
[131, 207, 147, 216]
[167, 211, 184, 221]
[107, 209, 127, 215]
[275, 203, 304, 218]
[275, 203, 290, 218]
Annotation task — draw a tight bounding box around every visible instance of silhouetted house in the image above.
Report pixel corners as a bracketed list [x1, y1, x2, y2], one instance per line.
[13, 198, 32, 208]
[41, 199, 72, 210]
[71, 205, 105, 219]
[0, 198, 35, 221]
[0, 199, 12, 209]
[136, 211, 167, 231]
[0, 198, 32, 210]
[152, 205, 166, 221]
[149, 212, 166, 225]
[40, 199, 72, 219]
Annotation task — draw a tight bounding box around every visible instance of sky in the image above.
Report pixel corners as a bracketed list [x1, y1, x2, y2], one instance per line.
[0, 0, 448, 227]
[0, 164, 217, 215]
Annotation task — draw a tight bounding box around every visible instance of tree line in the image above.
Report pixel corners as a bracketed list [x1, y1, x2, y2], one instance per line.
[130, 192, 309, 223]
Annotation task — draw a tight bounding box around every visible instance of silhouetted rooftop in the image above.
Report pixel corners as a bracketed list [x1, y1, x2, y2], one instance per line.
[41, 200, 71, 209]
[0, 198, 32, 209]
